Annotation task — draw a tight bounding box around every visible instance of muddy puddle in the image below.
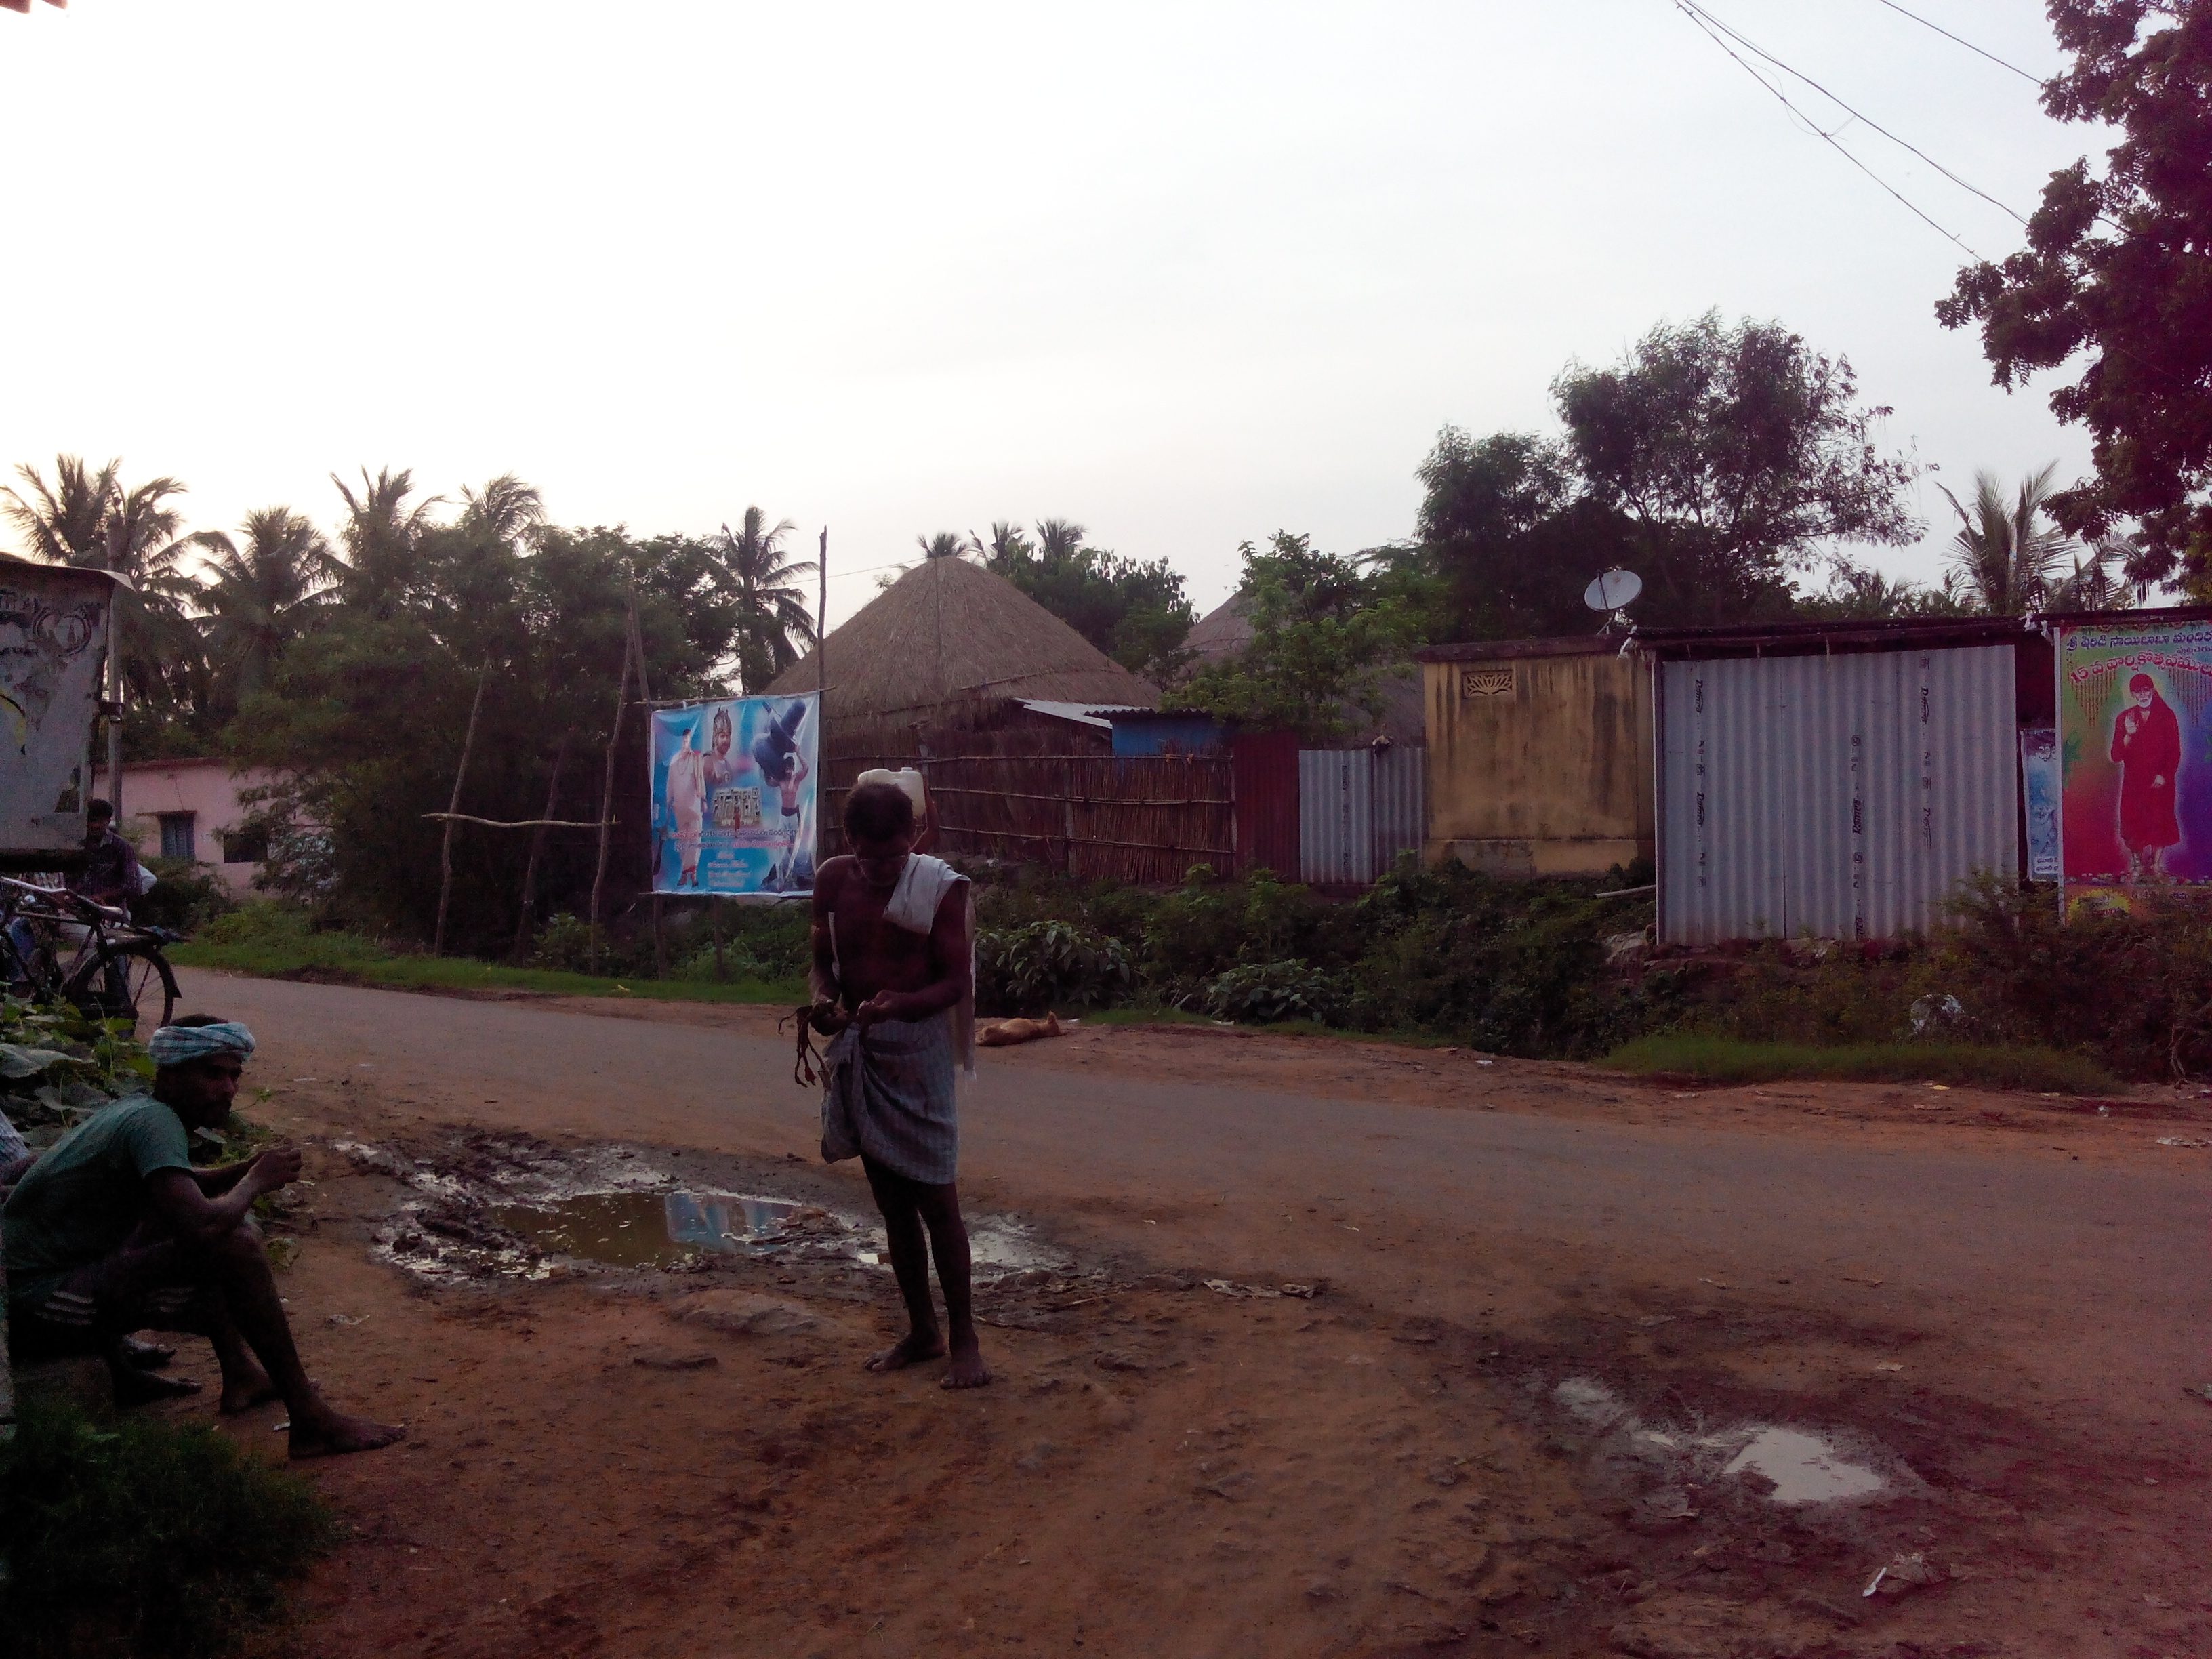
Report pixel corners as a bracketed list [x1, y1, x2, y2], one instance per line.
[338, 1134, 1073, 1286]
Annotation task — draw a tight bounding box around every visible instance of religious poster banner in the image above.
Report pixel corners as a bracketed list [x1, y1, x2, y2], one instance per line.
[648, 692, 818, 897]
[2056, 619, 2212, 901]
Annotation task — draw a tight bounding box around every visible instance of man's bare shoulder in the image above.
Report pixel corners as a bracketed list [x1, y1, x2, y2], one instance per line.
[815, 856, 861, 905]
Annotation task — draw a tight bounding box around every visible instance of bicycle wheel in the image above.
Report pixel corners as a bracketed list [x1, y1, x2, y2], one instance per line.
[66, 943, 178, 1033]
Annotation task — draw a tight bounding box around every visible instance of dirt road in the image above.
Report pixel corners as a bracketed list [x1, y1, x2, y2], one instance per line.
[161, 969, 2209, 1657]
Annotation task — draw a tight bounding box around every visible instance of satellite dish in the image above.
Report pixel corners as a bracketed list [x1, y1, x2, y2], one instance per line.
[1584, 568, 1643, 612]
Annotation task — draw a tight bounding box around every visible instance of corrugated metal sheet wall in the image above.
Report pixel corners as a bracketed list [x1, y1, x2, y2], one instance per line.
[1656, 645, 2017, 943]
[1298, 747, 1425, 884]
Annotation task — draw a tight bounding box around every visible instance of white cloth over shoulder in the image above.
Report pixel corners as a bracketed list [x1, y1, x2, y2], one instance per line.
[884, 854, 976, 1082]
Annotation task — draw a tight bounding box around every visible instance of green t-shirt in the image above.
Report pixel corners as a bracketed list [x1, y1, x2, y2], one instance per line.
[2, 1095, 191, 1307]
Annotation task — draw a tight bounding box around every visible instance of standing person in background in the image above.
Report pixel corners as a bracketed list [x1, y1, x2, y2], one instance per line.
[807, 779, 985, 1388]
[70, 798, 141, 912]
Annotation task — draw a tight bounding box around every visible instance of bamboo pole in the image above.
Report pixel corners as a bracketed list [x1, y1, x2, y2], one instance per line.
[622, 587, 665, 977]
[511, 733, 570, 962]
[432, 662, 491, 957]
[588, 627, 635, 973]
[816, 526, 827, 864]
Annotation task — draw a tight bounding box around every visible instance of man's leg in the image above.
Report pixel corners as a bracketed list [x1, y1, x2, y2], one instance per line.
[197, 1221, 404, 1456]
[913, 1181, 989, 1389]
[861, 1155, 946, 1372]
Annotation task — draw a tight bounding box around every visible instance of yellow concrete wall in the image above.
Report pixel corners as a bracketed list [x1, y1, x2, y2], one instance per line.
[1422, 653, 1654, 878]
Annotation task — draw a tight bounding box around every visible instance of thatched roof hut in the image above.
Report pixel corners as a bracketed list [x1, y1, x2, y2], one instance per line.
[766, 556, 1158, 739]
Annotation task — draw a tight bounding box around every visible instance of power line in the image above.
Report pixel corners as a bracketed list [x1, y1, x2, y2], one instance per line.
[1671, 0, 1986, 260]
[1868, 0, 2043, 85]
[1681, 0, 2027, 228]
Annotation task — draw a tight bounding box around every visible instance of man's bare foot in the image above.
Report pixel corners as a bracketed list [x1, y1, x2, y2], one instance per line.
[112, 1366, 203, 1406]
[119, 1334, 177, 1370]
[941, 1331, 991, 1390]
[287, 1412, 406, 1460]
[219, 1368, 283, 1415]
[865, 1330, 947, 1373]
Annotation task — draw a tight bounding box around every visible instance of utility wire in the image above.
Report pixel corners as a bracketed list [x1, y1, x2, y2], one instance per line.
[1681, 0, 2027, 227]
[1671, 0, 1986, 259]
[1868, 0, 2043, 85]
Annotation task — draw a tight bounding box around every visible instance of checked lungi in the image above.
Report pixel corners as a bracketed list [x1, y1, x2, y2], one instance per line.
[820, 1010, 960, 1185]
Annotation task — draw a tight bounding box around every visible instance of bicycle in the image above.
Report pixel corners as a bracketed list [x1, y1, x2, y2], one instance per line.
[0, 875, 182, 1033]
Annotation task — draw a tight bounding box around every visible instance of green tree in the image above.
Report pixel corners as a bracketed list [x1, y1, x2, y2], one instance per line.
[981, 518, 1195, 681]
[1937, 3, 2212, 592]
[916, 531, 966, 560]
[1799, 558, 1969, 621]
[708, 507, 816, 693]
[329, 466, 443, 618]
[1176, 533, 1421, 741]
[1553, 311, 1919, 620]
[192, 508, 335, 710]
[1940, 464, 2075, 615]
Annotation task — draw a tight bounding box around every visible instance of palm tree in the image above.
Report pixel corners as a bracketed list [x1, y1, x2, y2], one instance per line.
[459, 473, 546, 546]
[330, 466, 443, 617]
[915, 531, 966, 560]
[1035, 518, 1086, 561]
[1940, 464, 2074, 615]
[193, 508, 335, 705]
[706, 507, 817, 693]
[976, 520, 1033, 573]
[3, 455, 205, 722]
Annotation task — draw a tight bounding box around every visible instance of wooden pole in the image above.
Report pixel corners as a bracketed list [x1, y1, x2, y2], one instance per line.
[432, 662, 490, 957]
[103, 516, 124, 820]
[511, 731, 569, 962]
[621, 586, 666, 977]
[817, 525, 827, 863]
[588, 628, 635, 974]
[712, 903, 724, 981]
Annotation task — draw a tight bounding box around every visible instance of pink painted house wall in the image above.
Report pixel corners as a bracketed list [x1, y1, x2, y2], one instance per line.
[119, 759, 281, 896]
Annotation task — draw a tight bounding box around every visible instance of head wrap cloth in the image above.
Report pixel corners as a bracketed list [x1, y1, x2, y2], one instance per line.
[149, 1023, 257, 1069]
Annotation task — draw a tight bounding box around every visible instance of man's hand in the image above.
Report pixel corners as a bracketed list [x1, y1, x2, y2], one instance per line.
[246, 1145, 304, 1195]
[854, 990, 916, 1029]
[808, 1000, 851, 1036]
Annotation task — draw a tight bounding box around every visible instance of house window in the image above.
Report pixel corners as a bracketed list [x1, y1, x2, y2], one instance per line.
[221, 825, 269, 864]
[157, 813, 196, 862]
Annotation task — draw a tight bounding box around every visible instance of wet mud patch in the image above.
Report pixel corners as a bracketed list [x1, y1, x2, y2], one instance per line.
[332, 1130, 1078, 1287]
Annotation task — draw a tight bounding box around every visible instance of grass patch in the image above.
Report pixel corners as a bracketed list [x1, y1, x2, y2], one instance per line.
[0, 1394, 337, 1658]
[1601, 1033, 2117, 1094]
[171, 934, 802, 1006]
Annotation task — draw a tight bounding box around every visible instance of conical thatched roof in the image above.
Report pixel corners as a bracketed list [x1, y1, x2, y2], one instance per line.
[1183, 593, 1252, 668]
[765, 555, 1159, 720]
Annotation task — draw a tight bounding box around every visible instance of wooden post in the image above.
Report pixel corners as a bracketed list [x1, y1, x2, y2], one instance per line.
[1063, 757, 1076, 876]
[433, 662, 490, 957]
[588, 629, 635, 974]
[817, 526, 827, 865]
[712, 903, 724, 981]
[104, 515, 125, 819]
[623, 586, 665, 975]
[512, 732, 569, 962]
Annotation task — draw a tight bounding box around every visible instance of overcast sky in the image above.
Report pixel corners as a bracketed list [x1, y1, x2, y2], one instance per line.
[1, 1, 2101, 626]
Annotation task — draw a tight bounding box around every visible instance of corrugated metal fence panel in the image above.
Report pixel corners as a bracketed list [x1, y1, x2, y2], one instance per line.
[1372, 745, 1426, 874]
[1658, 644, 2017, 943]
[1299, 749, 1374, 883]
[1231, 729, 1301, 878]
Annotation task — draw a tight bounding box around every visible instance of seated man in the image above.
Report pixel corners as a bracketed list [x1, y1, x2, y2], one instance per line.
[2, 1015, 404, 1458]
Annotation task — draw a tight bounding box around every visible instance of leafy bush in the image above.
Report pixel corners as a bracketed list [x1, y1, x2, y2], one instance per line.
[0, 998, 156, 1153]
[133, 857, 234, 934]
[1203, 960, 1344, 1025]
[0, 1395, 337, 1658]
[671, 902, 811, 984]
[976, 921, 1134, 1016]
[531, 911, 595, 971]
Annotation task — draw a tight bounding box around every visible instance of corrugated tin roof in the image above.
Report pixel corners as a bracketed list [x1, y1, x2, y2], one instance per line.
[1635, 614, 2033, 661]
[1016, 699, 1115, 729]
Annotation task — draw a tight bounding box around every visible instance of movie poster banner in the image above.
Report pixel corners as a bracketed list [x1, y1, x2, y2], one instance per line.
[2057, 619, 2212, 899]
[649, 693, 817, 897]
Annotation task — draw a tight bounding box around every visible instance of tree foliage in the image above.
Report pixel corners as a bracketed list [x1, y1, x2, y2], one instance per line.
[1416, 313, 1920, 640]
[979, 517, 1195, 682]
[1175, 533, 1423, 741]
[1936, 2, 2212, 592]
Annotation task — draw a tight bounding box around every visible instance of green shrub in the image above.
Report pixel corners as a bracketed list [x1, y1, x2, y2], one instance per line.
[0, 998, 156, 1151]
[976, 921, 1133, 1016]
[670, 902, 811, 983]
[531, 911, 594, 970]
[0, 1395, 337, 1658]
[192, 901, 314, 950]
[133, 858, 235, 934]
[1601, 1033, 2116, 1094]
[1203, 959, 1343, 1024]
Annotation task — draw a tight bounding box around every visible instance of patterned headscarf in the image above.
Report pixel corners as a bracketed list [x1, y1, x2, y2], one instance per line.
[148, 1022, 257, 1069]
